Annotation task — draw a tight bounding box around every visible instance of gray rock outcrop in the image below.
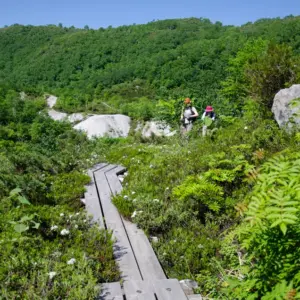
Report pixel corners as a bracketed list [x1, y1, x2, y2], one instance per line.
[141, 121, 176, 137]
[46, 95, 58, 108]
[68, 113, 84, 123]
[74, 114, 131, 138]
[272, 84, 300, 128]
[48, 109, 68, 121]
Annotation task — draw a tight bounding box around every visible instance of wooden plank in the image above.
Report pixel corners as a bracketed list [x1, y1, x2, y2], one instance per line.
[124, 280, 156, 300]
[90, 163, 108, 174]
[112, 226, 142, 281]
[105, 166, 126, 195]
[95, 165, 142, 281]
[105, 165, 166, 281]
[187, 295, 202, 300]
[113, 165, 127, 176]
[94, 165, 120, 226]
[123, 220, 166, 281]
[153, 279, 188, 300]
[84, 183, 104, 228]
[99, 282, 123, 300]
[84, 163, 108, 227]
[127, 295, 156, 300]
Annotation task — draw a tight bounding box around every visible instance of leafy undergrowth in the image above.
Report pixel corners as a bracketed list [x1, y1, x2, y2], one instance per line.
[0, 199, 117, 299]
[104, 112, 300, 298]
[0, 87, 119, 299]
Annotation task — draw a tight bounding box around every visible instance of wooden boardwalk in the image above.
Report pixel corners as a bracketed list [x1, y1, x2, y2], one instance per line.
[84, 163, 194, 300]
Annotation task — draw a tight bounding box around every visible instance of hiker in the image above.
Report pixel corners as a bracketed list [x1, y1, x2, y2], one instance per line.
[180, 98, 199, 133]
[201, 106, 215, 136]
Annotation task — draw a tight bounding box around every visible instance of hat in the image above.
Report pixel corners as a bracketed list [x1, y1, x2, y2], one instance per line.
[184, 98, 191, 104]
[205, 106, 213, 112]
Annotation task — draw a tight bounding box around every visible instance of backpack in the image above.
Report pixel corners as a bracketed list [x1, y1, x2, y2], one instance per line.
[189, 107, 198, 123]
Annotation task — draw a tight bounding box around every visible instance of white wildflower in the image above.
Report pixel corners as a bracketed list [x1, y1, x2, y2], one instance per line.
[60, 213, 64, 217]
[163, 252, 167, 256]
[138, 210, 143, 214]
[149, 164, 153, 168]
[133, 199, 137, 203]
[124, 195, 128, 199]
[83, 220, 87, 223]
[69, 215, 73, 219]
[50, 225, 58, 231]
[131, 191, 136, 195]
[67, 258, 76, 265]
[76, 212, 80, 216]
[131, 211, 137, 218]
[198, 244, 204, 249]
[165, 187, 169, 190]
[151, 236, 159, 243]
[48, 272, 57, 280]
[60, 229, 70, 236]
[244, 126, 248, 130]
[153, 199, 159, 203]
[74, 225, 78, 229]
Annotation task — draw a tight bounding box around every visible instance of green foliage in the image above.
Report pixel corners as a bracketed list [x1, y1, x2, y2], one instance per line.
[223, 152, 300, 298]
[102, 106, 298, 297]
[47, 171, 90, 208]
[245, 154, 300, 234]
[0, 203, 118, 299]
[173, 176, 224, 212]
[221, 38, 268, 114]
[2, 16, 300, 114]
[2, 15, 300, 299]
[0, 86, 119, 297]
[245, 43, 300, 108]
[221, 38, 300, 113]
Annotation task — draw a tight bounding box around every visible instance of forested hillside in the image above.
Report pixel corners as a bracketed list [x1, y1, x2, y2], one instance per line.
[1, 16, 300, 114]
[1, 15, 300, 299]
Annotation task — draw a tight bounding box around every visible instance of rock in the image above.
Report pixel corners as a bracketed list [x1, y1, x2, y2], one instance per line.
[150, 236, 159, 243]
[48, 109, 68, 121]
[142, 121, 176, 137]
[272, 84, 300, 128]
[179, 279, 199, 295]
[46, 95, 58, 108]
[74, 114, 131, 138]
[68, 113, 84, 123]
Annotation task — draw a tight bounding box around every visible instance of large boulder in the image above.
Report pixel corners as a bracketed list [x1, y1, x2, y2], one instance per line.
[46, 95, 58, 108]
[74, 114, 131, 138]
[141, 121, 176, 137]
[68, 113, 84, 123]
[48, 109, 68, 121]
[272, 84, 300, 128]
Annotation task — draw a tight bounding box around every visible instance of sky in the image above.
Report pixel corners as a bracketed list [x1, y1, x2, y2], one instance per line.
[0, 0, 300, 29]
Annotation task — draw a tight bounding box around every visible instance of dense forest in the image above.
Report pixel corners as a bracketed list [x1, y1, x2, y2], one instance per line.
[1, 16, 300, 116]
[1, 16, 300, 299]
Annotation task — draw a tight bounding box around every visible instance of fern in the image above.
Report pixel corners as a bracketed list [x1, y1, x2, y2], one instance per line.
[245, 154, 300, 234]
[172, 175, 224, 212]
[261, 281, 298, 300]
